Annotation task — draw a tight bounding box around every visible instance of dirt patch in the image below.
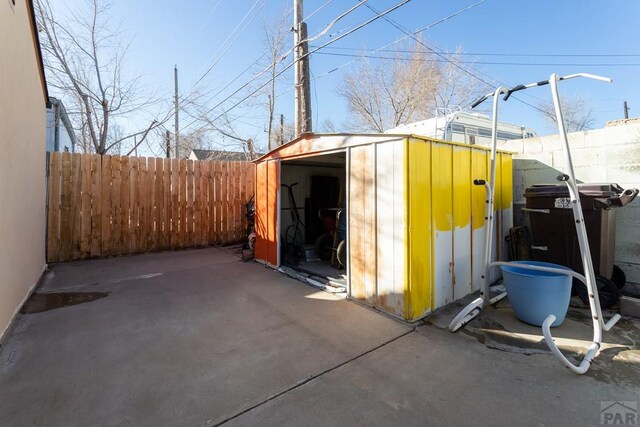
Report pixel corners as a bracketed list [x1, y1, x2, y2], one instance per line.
[20, 292, 110, 314]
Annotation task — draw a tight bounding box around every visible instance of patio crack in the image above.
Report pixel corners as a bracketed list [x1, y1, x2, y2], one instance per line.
[213, 329, 415, 426]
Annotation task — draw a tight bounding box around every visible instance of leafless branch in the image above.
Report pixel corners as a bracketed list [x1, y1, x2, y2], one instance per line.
[35, 0, 171, 155]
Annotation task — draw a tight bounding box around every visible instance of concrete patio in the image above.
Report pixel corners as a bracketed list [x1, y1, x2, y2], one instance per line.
[1, 247, 638, 426]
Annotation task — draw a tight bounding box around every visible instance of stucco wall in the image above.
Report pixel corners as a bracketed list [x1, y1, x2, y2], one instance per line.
[0, 1, 47, 338]
[498, 124, 640, 283]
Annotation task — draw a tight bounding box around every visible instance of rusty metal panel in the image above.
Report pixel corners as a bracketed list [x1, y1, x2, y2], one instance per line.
[254, 160, 279, 266]
[348, 145, 376, 302]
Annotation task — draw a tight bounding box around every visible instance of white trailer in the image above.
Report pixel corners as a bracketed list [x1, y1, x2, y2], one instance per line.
[386, 111, 536, 146]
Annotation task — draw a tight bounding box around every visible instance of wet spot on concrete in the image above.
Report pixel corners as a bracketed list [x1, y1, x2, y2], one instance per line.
[20, 292, 109, 314]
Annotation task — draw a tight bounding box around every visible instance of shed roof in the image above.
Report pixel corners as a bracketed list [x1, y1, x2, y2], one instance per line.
[255, 132, 514, 163]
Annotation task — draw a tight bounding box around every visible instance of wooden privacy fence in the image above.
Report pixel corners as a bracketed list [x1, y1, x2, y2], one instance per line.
[46, 152, 256, 263]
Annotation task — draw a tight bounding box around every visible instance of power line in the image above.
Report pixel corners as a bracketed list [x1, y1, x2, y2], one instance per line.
[196, 0, 225, 35]
[182, 0, 414, 131]
[276, 0, 490, 97]
[312, 46, 640, 58]
[193, 0, 267, 87]
[190, 53, 268, 112]
[304, 1, 369, 44]
[313, 51, 640, 66]
[364, 4, 601, 130]
[302, 0, 337, 23]
[364, 3, 493, 85]
[362, 2, 554, 115]
[192, 0, 365, 117]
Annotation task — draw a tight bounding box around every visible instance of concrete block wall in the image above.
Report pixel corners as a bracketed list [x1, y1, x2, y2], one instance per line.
[497, 124, 640, 284]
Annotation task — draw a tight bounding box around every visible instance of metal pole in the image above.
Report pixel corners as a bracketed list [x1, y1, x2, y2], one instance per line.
[165, 130, 171, 158]
[624, 100, 629, 119]
[293, 0, 312, 137]
[293, 0, 301, 137]
[280, 114, 284, 145]
[174, 65, 180, 158]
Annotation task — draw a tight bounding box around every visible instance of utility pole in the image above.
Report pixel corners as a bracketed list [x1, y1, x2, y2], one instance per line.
[624, 100, 629, 119]
[165, 130, 171, 158]
[293, 0, 312, 137]
[280, 114, 284, 146]
[174, 65, 180, 158]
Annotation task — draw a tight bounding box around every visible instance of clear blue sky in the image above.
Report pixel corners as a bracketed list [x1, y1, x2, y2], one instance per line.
[53, 0, 640, 153]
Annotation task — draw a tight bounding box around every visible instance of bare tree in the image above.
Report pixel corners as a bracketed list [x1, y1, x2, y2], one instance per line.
[319, 119, 338, 133]
[538, 95, 595, 132]
[432, 49, 484, 114]
[262, 9, 290, 150]
[35, 0, 169, 155]
[183, 105, 259, 160]
[336, 41, 485, 132]
[270, 117, 296, 147]
[336, 41, 439, 132]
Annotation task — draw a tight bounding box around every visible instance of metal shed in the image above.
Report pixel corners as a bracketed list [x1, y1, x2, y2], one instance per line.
[254, 133, 513, 321]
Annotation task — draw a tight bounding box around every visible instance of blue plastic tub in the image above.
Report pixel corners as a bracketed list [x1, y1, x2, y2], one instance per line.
[500, 261, 572, 327]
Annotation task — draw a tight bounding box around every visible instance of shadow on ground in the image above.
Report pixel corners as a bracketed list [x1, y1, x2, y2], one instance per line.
[1, 247, 639, 426]
[426, 293, 640, 388]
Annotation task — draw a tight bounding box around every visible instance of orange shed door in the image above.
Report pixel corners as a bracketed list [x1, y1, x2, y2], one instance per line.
[254, 160, 279, 266]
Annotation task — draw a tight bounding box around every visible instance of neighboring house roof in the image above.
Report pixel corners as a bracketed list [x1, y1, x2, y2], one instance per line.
[27, 0, 49, 103]
[190, 149, 262, 161]
[47, 97, 76, 152]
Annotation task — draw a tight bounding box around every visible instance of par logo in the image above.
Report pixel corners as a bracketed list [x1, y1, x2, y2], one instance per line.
[601, 401, 638, 425]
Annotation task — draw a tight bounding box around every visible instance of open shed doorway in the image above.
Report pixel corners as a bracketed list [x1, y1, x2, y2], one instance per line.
[280, 152, 347, 292]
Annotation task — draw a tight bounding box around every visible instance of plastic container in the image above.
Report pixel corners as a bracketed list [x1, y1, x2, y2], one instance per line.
[523, 183, 638, 280]
[500, 261, 572, 327]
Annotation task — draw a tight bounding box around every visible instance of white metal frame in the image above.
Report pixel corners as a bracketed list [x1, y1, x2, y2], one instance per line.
[448, 86, 509, 332]
[449, 73, 619, 374]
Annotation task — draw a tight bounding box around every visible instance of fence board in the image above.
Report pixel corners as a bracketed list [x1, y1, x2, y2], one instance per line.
[202, 161, 211, 246]
[111, 156, 122, 256]
[234, 162, 242, 242]
[194, 161, 203, 246]
[101, 155, 112, 256]
[147, 158, 157, 251]
[156, 157, 165, 249]
[59, 152, 72, 261]
[231, 162, 238, 242]
[120, 156, 130, 256]
[240, 162, 247, 244]
[187, 160, 195, 247]
[139, 158, 148, 253]
[163, 158, 171, 250]
[69, 154, 82, 260]
[129, 157, 139, 254]
[214, 161, 222, 244]
[170, 158, 179, 249]
[47, 152, 61, 262]
[90, 154, 102, 258]
[221, 161, 228, 243]
[80, 155, 92, 258]
[47, 153, 254, 262]
[179, 159, 187, 248]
